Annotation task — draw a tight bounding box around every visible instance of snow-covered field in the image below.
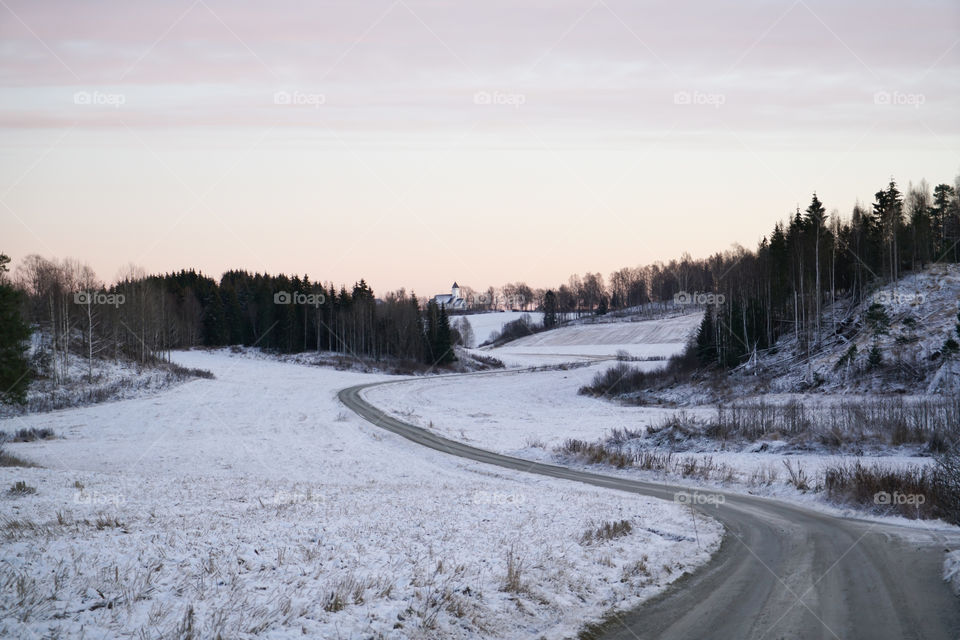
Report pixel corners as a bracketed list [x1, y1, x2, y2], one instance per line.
[476, 312, 700, 367]
[365, 312, 702, 453]
[364, 313, 949, 527]
[363, 365, 935, 480]
[0, 350, 720, 639]
[453, 311, 544, 348]
[364, 364, 676, 454]
[0, 350, 210, 418]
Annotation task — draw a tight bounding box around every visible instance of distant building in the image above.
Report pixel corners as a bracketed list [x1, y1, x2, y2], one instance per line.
[432, 282, 466, 310]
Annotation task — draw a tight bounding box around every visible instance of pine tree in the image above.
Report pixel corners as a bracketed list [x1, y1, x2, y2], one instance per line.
[695, 309, 716, 366]
[805, 193, 827, 342]
[542, 290, 558, 328]
[0, 254, 31, 405]
[435, 303, 454, 364]
[422, 300, 454, 365]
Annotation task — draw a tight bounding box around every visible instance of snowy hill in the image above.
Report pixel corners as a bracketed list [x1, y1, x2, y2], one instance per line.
[736, 264, 960, 395]
[482, 312, 702, 366]
[455, 311, 544, 347]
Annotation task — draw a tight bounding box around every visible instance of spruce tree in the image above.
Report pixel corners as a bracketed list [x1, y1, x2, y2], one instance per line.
[695, 309, 716, 366]
[542, 290, 558, 328]
[434, 303, 455, 364]
[0, 255, 31, 405]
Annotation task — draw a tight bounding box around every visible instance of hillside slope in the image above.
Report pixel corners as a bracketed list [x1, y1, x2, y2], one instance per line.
[734, 263, 960, 395]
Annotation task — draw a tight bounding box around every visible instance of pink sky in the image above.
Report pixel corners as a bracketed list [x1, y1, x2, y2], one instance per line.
[2, 0, 958, 296]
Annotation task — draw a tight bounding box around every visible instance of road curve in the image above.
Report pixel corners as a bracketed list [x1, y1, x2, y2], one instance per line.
[339, 379, 960, 640]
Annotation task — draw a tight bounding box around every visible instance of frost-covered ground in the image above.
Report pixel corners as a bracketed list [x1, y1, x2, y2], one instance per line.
[0, 349, 210, 418]
[364, 364, 680, 453]
[363, 365, 937, 484]
[472, 312, 701, 367]
[0, 350, 720, 640]
[364, 313, 951, 529]
[946, 550, 960, 595]
[453, 312, 545, 348]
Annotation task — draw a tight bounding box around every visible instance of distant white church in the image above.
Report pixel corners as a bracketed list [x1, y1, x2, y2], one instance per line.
[432, 282, 467, 310]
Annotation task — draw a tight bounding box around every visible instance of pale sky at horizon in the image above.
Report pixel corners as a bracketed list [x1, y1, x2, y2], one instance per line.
[2, 0, 958, 297]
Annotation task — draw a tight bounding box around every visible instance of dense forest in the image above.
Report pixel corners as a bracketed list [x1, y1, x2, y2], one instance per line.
[1, 174, 958, 403]
[538, 176, 960, 367]
[0, 260, 457, 402]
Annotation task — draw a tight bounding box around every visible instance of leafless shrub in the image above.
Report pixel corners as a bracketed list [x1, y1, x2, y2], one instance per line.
[500, 548, 527, 594]
[747, 465, 779, 487]
[579, 347, 699, 397]
[161, 362, 215, 380]
[821, 459, 955, 522]
[94, 515, 125, 530]
[558, 439, 631, 468]
[782, 459, 811, 491]
[580, 519, 633, 545]
[934, 446, 960, 524]
[608, 426, 644, 445]
[656, 396, 959, 451]
[7, 481, 36, 496]
[0, 428, 55, 443]
[0, 444, 37, 468]
[635, 450, 673, 472]
[323, 574, 393, 613]
[620, 555, 650, 582]
[469, 352, 505, 369]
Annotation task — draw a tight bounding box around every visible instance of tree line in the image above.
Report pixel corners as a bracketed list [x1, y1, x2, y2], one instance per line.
[488, 175, 959, 368]
[1, 258, 458, 401]
[2, 172, 958, 404]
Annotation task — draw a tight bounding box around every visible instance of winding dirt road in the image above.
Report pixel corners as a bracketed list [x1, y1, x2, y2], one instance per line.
[339, 378, 960, 640]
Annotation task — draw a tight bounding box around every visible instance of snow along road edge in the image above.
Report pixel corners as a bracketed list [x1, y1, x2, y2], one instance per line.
[339, 377, 960, 640]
